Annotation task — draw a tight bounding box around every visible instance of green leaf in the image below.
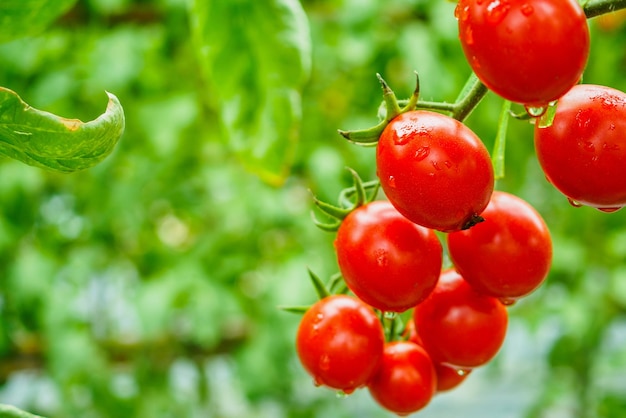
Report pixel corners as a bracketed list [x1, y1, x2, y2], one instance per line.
[0, 0, 77, 43]
[0, 88, 125, 172]
[0, 404, 45, 418]
[190, 0, 312, 186]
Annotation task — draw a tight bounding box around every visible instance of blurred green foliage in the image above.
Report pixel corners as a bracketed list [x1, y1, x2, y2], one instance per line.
[1, 0, 626, 417]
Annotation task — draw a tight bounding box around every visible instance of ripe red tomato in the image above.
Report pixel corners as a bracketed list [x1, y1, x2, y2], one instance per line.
[296, 295, 385, 393]
[367, 341, 436, 415]
[447, 191, 552, 303]
[457, 0, 589, 107]
[534, 84, 626, 211]
[376, 110, 494, 232]
[335, 200, 442, 312]
[413, 269, 508, 369]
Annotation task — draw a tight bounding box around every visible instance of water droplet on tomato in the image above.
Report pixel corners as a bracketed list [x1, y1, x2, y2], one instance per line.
[521, 3, 534, 16]
[432, 161, 443, 171]
[394, 135, 409, 145]
[567, 198, 583, 208]
[455, 368, 470, 376]
[471, 55, 481, 70]
[455, 4, 470, 21]
[499, 297, 517, 306]
[375, 248, 389, 267]
[414, 146, 430, 161]
[464, 26, 474, 45]
[609, 123, 616, 131]
[336, 390, 350, 398]
[313, 377, 323, 387]
[319, 354, 331, 371]
[486, 0, 511, 23]
[598, 206, 622, 213]
[524, 105, 547, 117]
[388, 176, 396, 188]
[444, 160, 452, 169]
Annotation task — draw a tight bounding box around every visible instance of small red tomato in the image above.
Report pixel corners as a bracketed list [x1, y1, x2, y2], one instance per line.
[413, 269, 508, 369]
[296, 295, 385, 393]
[377, 110, 494, 232]
[335, 200, 442, 313]
[367, 341, 437, 416]
[534, 84, 626, 211]
[447, 191, 552, 303]
[457, 0, 589, 107]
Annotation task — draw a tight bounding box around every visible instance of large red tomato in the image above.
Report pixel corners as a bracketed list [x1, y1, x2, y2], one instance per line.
[534, 84, 626, 211]
[367, 341, 436, 416]
[413, 269, 508, 369]
[296, 295, 385, 393]
[457, 0, 589, 107]
[376, 110, 494, 232]
[335, 200, 442, 313]
[447, 191, 552, 303]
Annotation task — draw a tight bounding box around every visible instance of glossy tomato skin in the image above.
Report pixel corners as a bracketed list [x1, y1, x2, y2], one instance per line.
[335, 200, 442, 312]
[376, 111, 494, 232]
[413, 269, 508, 369]
[534, 84, 626, 211]
[367, 341, 437, 416]
[296, 295, 385, 393]
[447, 191, 552, 302]
[457, 0, 589, 107]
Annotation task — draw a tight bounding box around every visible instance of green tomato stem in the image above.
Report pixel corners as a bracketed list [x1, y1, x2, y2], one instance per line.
[493, 100, 512, 180]
[584, 0, 626, 18]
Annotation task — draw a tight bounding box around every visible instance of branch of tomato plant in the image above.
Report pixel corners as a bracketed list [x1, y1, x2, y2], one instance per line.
[584, 0, 626, 18]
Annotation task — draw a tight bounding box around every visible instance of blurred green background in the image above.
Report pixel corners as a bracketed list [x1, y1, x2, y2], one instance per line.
[1, 0, 626, 417]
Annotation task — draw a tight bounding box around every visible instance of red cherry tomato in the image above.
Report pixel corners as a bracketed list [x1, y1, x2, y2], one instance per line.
[447, 191, 552, 303]
[367, 341, 436, 416]
[335, 200, 442, 312]
[376, 110, 494, 232]
[534, 84, 626, 211]
[413, 269, 508, 369]
[296, 295, 385, 393]
[457, 0, 589, 107]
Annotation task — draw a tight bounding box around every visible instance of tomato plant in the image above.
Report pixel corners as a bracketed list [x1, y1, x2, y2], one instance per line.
[367, 341, 436, 416]
[447, 191, 552, 303]
[534, 84, 626, 211]
[457, 0, 589, 107]
[296, 295, 385, 393]
[376, 110, 494, 232]
[335, 200, 443, 312]
[413, 269, 509, 369]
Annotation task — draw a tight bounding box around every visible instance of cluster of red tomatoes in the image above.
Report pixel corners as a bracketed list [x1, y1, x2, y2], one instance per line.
[295, 0, 626, 415]
[297, 190, 552, 415]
